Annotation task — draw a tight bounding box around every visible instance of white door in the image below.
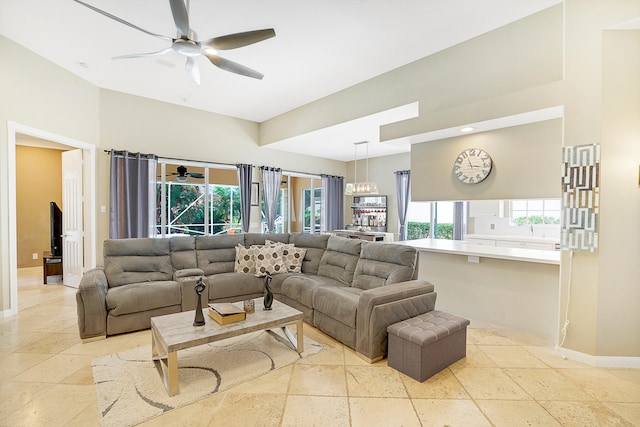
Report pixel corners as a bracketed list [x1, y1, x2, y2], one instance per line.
[62, 149, 84, 288]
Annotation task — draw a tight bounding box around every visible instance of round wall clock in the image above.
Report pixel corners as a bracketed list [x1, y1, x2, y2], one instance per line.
[453, 148, 493, 184]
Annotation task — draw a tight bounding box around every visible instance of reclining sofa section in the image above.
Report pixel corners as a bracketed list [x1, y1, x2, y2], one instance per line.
[76, 233, 437, 362]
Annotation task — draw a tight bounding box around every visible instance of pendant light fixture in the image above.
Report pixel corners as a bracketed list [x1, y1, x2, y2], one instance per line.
[345, 141, 378, 195]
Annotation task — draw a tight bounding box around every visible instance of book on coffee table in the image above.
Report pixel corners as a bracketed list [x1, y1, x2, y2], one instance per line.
[208, 303, 246, 325]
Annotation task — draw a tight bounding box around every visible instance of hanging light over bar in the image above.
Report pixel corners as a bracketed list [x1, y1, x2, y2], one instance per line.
[345, 141, 378, 195]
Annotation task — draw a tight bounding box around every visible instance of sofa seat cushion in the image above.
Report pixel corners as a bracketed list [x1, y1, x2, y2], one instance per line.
[281, 275, 345, 308]
[106, 281, 181, 316]
[207, 273, 264, 300]
[267, 272, 297, 295]
[312, 286, 362, 328]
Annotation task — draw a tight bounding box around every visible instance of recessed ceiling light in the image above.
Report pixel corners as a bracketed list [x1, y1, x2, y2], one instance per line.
[460, 127, 475, 133]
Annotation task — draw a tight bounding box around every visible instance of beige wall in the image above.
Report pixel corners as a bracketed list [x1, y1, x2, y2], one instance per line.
[95, 90, 345, 257]
[289, 177, 311, 233]
[261, 5, 563, 146]
[556, 1, 640, 359]
[596, 29, 640, 356]
[0, 35, 100, 311]
[410, 119, 562, 201]
[15, 146, 63, 267]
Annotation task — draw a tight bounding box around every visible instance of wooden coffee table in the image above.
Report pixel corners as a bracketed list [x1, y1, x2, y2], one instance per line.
[150, 298, 303, 396]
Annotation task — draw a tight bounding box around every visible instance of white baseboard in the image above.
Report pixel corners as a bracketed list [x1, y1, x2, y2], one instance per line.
[556, 346, 640, 368]
[0, 307, 17, 318]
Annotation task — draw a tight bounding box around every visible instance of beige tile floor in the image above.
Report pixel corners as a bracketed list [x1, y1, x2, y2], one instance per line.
[1, 267, 639, 426]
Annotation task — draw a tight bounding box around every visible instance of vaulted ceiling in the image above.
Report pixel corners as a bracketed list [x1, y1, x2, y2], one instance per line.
[0, 0, 561, 159]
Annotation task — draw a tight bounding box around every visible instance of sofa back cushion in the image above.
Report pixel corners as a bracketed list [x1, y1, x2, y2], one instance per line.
[244, 233, 290, 247]
[196, 235, 244, 275]
[290, 233, 329, 275]
[317, 236, 362, 286]
[170, 236, 197, 270]
[103, 238, 173, 288]
[352, 242, 417, 290]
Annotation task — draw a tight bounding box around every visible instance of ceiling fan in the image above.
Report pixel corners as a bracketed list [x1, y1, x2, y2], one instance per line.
[73, 0, 275, 85]
[167, 165, 204, 182]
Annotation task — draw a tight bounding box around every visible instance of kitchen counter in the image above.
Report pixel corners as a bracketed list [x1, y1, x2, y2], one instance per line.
[333, 230, 393, 242]
[404, 238, 561, 341]
[404, 238, 560, 265]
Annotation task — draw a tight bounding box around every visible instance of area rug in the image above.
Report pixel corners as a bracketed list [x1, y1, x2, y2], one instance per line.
[92, 330, 323, 427]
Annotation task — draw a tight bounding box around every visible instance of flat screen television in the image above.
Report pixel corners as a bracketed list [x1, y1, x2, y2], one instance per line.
[50, 201, 63, 257]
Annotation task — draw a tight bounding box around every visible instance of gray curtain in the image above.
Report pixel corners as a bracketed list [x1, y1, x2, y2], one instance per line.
[260, 166, 282, 233]
[236, 164, 253, 233]
[395, 170, 411, 241]
[109, 150, 157, 239]
[321, 174, 344, 233]
[453, 201, 464, 240]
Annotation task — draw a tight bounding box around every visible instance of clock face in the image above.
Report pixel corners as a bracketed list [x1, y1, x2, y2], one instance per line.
[453, 148, 492, 184]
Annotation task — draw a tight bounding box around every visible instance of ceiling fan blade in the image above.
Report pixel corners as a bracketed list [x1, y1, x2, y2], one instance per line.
[169, 0, 190, 37]
[189, 173, 205, 179]
[113, 47, 173, 59]
[204, 29, 276, 50]
[73, 0, 172, 42]
[205, 53, 264, 80]
[185, 57, 201, 86]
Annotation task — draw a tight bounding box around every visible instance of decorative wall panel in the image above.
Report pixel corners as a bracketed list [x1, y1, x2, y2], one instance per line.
[561, 144, 600, 252]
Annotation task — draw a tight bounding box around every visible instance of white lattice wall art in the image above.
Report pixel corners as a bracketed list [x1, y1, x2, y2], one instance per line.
[561, 144, 600, 252]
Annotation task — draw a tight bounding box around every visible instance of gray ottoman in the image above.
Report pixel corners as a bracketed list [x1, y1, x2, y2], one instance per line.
[387, 310, 470, 382]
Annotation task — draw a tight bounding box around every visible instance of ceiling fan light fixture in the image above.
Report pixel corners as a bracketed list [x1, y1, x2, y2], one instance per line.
[175, 175, 188, 182]
[345, 141, 378, 196]
[72, 0, 275, 83]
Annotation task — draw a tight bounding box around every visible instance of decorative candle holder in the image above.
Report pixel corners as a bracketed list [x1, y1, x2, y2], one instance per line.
[244, 299, 255, 314]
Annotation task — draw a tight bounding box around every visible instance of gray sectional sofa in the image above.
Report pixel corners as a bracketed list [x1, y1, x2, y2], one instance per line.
[76, 233, 437, 361]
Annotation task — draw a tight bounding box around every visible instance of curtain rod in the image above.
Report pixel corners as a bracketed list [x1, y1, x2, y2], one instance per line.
[104, 150, 331, 178]
[104, 150, 237, 168]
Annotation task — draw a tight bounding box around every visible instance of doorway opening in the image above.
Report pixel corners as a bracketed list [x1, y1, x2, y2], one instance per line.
[6, 121, 96, 316]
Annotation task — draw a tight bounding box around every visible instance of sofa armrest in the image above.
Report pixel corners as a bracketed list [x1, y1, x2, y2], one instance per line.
[356, 280, 437, 361]
[176, 270, 207, 311]
[75, 268, 109, 340]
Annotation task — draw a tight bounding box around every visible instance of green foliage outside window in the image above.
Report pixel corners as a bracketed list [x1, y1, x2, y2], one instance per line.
[407, 222, 453, 240]
[512, 215, 560, 225]
[156, 183, 241, 235]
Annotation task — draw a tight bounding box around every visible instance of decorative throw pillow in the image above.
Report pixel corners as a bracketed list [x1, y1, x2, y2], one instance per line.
[265, 240, 307, 273]
[251, 244, 285, 277]
[283, 246, 307, 273]
[234, 244, 255, 274]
